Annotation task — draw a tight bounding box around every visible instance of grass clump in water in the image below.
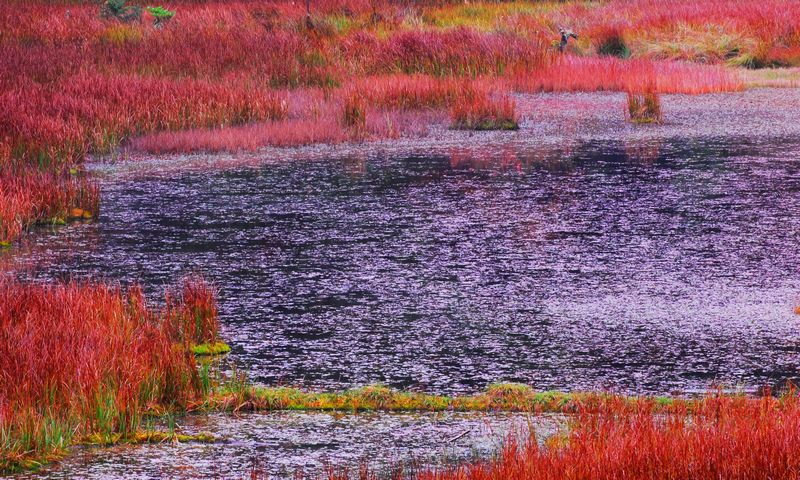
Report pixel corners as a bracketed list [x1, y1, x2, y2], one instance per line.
[451, 93, 519, 131]
[201, 382, 591, 414]
[627, 90, 662, 124]
[80, 429, 215, 446]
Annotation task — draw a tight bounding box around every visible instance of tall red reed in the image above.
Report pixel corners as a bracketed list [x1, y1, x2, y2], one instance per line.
[0, 167, 99, 245]
[323, 392, 800, 480]
[451, 92, 519, 131]
[510, 56, 743, 94]
[0, 276, 219, 471]
[165, 275, 220, 346]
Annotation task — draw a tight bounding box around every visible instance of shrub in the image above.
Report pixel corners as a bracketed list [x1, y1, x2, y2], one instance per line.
[100, 0, 141, 23]
[594, 24, 630, 58]
[146, 6, 175, 27]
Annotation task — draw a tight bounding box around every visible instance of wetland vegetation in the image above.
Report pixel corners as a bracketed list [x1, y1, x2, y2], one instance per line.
[3, 0, 800, 478]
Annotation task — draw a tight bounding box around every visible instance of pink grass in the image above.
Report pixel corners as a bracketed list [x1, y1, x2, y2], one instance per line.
[510, 56, 742, 94]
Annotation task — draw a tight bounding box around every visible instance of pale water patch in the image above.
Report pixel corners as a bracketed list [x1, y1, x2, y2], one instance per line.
[23, 412, 553, 479]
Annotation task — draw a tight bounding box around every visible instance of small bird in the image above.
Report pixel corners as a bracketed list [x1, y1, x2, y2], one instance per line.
[559, 28, 578, 52]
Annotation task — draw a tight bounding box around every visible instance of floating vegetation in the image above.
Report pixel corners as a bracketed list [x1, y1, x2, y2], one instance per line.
[79, 430, 215, 447]
[200, 382, 632, 414]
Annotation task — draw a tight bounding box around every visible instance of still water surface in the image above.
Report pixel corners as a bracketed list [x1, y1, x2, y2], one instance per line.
[24, 411, 546, 479]
[11, 134, 800, 395]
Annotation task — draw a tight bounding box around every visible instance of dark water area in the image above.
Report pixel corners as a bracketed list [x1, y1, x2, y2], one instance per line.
[8, 134, 800, 396]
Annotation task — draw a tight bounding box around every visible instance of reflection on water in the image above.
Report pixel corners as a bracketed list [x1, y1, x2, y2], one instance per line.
[23, 411, 549, 480]
[6, 135, 800, 395]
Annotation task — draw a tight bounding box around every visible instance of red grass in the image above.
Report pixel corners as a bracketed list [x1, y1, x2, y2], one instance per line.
[165, 275, 220, 346]
[0, 0, 782, 243]
[627, 90, 663, 124]
[766, 46, 800, 67]
[581, 0, 800, 46]
[1, 73, 288, 167]
[131, 107, 440, 154]
[358, 27, 550, 76]
[324, 392, 800, 480]
[510, 56, 742, 94]
[0, 276, 219, 470]
[132, 117, 349, 154]
[0, 167, 99, 245]
[450, 92, 518, 131]
[351, 75, 475, 111]
[343, 92, 368, 132]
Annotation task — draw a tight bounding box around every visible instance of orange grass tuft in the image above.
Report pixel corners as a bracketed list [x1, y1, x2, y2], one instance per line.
[451, 92, 519, 131]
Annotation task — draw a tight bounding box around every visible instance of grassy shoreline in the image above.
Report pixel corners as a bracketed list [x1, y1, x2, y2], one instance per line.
[4, 0, 792, 245]
[10, 377, 799, 476]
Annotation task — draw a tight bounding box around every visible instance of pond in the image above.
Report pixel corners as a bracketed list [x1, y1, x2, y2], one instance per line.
[7, 89, 800, 477]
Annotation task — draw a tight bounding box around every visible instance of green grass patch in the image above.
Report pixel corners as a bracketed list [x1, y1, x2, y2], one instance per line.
[201, 382, 602, 414]
[191, 342, 231, 356]
[80, 429, 215, 446]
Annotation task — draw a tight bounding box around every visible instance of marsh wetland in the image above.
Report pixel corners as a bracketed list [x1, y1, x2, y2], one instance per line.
[5, 0, 800, 477]
[7, 89, 800, 478]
